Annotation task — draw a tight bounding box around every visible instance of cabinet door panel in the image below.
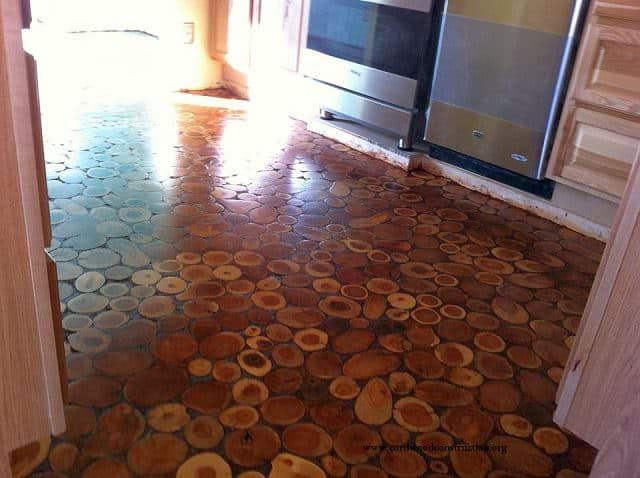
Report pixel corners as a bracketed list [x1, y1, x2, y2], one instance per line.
[558, 107, 639, 197]
[576, 21, 640, 116]
[595, 0, 640, 22]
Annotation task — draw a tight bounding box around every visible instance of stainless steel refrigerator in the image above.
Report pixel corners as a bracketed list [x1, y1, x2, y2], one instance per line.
[425, 0, 587, 179]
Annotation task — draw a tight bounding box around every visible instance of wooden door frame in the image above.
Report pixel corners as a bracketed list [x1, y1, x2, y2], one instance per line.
[0, 0, 65, 473]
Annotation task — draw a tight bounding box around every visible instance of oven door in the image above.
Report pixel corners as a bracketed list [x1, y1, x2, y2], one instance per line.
[303, 0, 433, 109]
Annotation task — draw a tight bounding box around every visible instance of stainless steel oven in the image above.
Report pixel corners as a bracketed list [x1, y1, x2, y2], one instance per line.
[301, 0, 435, 149]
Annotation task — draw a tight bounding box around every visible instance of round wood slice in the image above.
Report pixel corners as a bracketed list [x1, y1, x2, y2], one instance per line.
[306, 351, 342, 379]
[147, 403, 190, 432]
[415, 431, 454, 459]
[212, 361, 242, 383]
[366, 278, 400, 295]
[434, 343, 474, 367]
[441, 407, 494, 445]
[379, 449, 427, 478]
[532, 427, 569, 455]
[474, 332, 506, 353]
[411, 307, 441, 325]
[224, 426, 281, 467]
[282, 423, 333, 457]
[475, 351, 514, 380]
[188, 358, 213, 377]
[219, 405, 260, 429]
[439, 304, 466, 320]
[343, 350, 401, 380]
[182, 381, 231, 414]
[264, 368, 302, 394]
[156, 277, 187, 294]
[251, 291, 286, 310]
[321, 455, 347, 478]
[488, 436, 553, 477]
[491, 297, 529, 325]
[48, 442, 78, 473]
[447, 367, 485, 388]
[69, 376, 122, 408]
[400, 262, 437, 279]
[270, 453, 326, 478]
[200, 332, 245, 359]
[268, 259, 301, 275]
[518, 370, 556, 404]
[80, 458, 132, 478]
[277, 307, 324, 328]
[404, 350, 445, 380]
[203, 251, 233, 266]
[499, 414, 533, 438]
[319, 296, 361, 319]
[132, 269, 161, 286]
[386, 371, 415, 396]
[138, 296, 175, 319]
[176, 453, 232, 478]
[387, 293, 416, 310]
[305, 260, 335, 278]
[329, 376, 361, 400]
[261, 396, 306, 426]
[151, 333, 197, 363]
[238, 349, 273, 376]
[127, 433, 188, 476]
[474, 257, 514, 276]
[68, 328, 112, 354]
[184, 416, 224, 449]
[81, 403, 145, 457]
[332, 329, 375, 354]
[272, 343, 305, 368]
[295, 328, 329, 351]
[333, 424, 382, 465]
[393, 397, 439, 433]
[354, 378, 392, 425]
[414, 380, 474, 407]
[450, 449, 492, 478]
[177, 252, 202, 265]
[380, 423, 410, 447]
[232, 378, 270, 405]
[257, 276, 281, 291]
[58, 405, 96, 442]
[509, 273, 555, 289]
[479, 381, 521, 413]
[266, 323, 294, 342]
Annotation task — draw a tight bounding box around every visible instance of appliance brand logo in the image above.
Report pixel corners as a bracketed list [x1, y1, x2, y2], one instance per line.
[349, 69, 362, 77]
[511, 153, 528, 163]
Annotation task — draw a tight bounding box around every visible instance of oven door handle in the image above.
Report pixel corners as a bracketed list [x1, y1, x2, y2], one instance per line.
[360, 0, 433, 13]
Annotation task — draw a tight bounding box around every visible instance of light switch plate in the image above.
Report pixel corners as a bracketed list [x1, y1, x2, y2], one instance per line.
[183, 22, 194, 44]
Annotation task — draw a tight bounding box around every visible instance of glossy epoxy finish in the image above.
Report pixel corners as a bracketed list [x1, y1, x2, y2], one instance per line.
[17, 33, 601, 478]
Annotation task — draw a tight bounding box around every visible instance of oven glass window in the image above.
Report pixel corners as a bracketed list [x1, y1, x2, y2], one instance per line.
[307, 0, 430, 79]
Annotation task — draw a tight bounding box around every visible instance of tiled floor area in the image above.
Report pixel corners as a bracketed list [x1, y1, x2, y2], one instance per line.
[15, 33, 602, 478]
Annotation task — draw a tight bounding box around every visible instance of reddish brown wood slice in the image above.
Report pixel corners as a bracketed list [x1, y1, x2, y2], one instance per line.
[442, 407, 494, 445]
[224, 426, 281, 467]
[182, 381, 231, 414]
[343, 350, 402, 379]
[334, 424, 382, 464]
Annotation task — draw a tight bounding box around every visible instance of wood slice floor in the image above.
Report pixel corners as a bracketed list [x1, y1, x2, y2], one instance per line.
[14, 89, 602, 478]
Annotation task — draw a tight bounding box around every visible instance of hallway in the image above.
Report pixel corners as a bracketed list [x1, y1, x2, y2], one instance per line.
[17, 31, 600, 478]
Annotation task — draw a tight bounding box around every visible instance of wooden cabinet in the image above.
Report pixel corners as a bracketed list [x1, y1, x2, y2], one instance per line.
[548, 0, 640, 201]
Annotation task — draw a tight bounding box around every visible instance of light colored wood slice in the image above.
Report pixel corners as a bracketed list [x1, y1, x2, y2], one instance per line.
[294, 328, 329, 351]
[147, 403, 190, 432]
[439, 304, 466, 320]
[180, 264, 215, 282]
[74, 271, 106, 293]
[547, 366, 565, 384]
[257, 276, 281, 291]
[176, 453, 232, 478]
[130, 285, 154, 299]
[261, 396, 306, 426]
[442, 407, 494, 445]
[238, 349, 273, 377]
[416, 294, 443, 308]
[182, 381, 231, 414]
[224, 426, 281, 467]
[491, 296, 529, 325]
[404, 350, 445, 380]
[132, 269, 161, 286]
[393, 397, 439, 432]
[447, 367, 485, 388]
[48, 442, 78, 473]
[532, 427, 569, 455]
[247, 336, 274, 351]
[283, 423, 333, 457]
[343, 238, 373, 252]
[475, 271, 504, 286]
[488, 436, 553, 477]
[219, 405, 260, 429]
[399, 262, 436, 279]
[354, 378, 392, 425]
[200, 332, 245, 359]
[415, 431, 454, 458]
[474, 332, 506, 353]
[62, 314, 92, 332]
[334, 424, 382, 465]
[234, 250, 265, 266]
[109, 295, 140, 312]
[184, 416, 224, 449]
[500, 414, 533, 438]
[450, 449, 492, 478]
[379, 449, 427, 478]
[479, 381, 521, 413]
[329, 376, 361, 400]
[93, 310, 129, 330]
[319, 296, 361, 319]
[270, 453, 327, 478]
[212, 361, 242, 383]
[387, 293, 416, 310]
[151, 333, 197, 363]
[68, 293, 109, 314]
[176, 252, 202, 265]
[214, 265, 242, 281]
[386, 308, 410, 322]
[340, 284, 368, 301]
[410, 307, 441, 326]
[127, 433, 188, 476]
[435, 343, 474, 367]
[188, 358, 212, 377]
[366, 278, 400, 295]
[9, 437, 51, 478]
[305, 260, 335, 278]
[227, 279, 256, 295]
[343, 350, 402, 380]
[138, 296, 175, 319]
[272, 343, 305, 368]
[232, 378, 270, 405]
[368, 249, 392, 263]
[363, 294, 387, 320]
[155, 277, 187, 294]
[266, 323, 294, 342]
[153, 259, 184, 273]
[203, 250, 233, 266]
[252, 291, 286, 310]
[68, 328, 111, 354]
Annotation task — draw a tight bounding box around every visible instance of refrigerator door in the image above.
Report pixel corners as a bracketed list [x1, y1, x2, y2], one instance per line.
[425, 0, 584, 179]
